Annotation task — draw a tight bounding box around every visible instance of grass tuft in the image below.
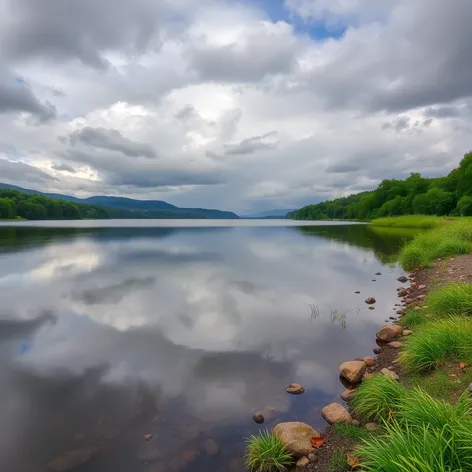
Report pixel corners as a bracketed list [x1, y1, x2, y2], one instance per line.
[400, 307, 426, 328]
[399, 317, 472, 374]
[244, 430, 293, 472]
[371, 216, 446, 229]
[350, 375, 405, 422]
[411, 368, 472, 401]
[428, 283, 472, 316]
[357, 419, 472, 472]
[332, 423, 372, 441]
[328, 450, 349, 471]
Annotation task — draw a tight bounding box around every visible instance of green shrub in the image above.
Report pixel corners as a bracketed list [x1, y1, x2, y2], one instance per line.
[428, 283, 472, 316]
[357, 419, 472, 472]
[244, 430, 293, 472]
[400, 317, 472, 373]
[351, 375, 405, 422]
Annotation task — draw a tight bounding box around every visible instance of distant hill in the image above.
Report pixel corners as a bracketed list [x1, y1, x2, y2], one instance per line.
[242, 209, 296, 219]
[0, 183, 239, 219]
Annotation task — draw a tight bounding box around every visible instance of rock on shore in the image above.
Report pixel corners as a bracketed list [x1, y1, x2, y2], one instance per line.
[339, 360, 366, 384]
[273, 422, 321, 457]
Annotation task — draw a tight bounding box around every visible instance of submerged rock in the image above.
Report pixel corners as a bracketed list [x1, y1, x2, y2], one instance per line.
[253, 413, 265, 424]
[397, 276, 408, 283]
[287, 383, 305, 395]
[322, 403, 353, 424]
[202, 439, 219, 456]
[273, 422, 321, 457]
[365, 297, 376, 304]
[375, 272, 382, 276]
[339, 360, 366, 384]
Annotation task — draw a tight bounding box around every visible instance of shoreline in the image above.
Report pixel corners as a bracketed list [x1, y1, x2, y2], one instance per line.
[311, 253, 472, 471]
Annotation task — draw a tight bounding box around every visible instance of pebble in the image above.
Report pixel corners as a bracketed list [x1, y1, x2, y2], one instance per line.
[308, 453, 317, 463]
[144, 434, 153, 441]
[403, 330, 413, 336]
[365, 422, 379, 432]
[375, 272, 382, 276]
[373, 347, 382, 354]
[397, 276, 408, 283]
[365, 297, 376, 305]
[296, 457, 310, 468]
[355, 291, 361, 294]
[252, 414, 265, 424]
[286, 383, 305, 395]
[351, 419, 360, 426]
[369, 306, 375, 310]
[389, 341, 403, 349]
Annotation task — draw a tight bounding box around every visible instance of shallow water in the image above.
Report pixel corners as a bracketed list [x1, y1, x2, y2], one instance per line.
[0, 220, 415, 472]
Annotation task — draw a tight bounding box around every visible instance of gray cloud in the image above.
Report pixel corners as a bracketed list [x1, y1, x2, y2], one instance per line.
[0, 0, 171, 69]
[0, 72, 56, 121]
[425, 105, 461, 119]
[224, 132, 279, 156]
[0, 159, 56, 185]
[51, 162, 76, 172]
[69, 127, 156, 158]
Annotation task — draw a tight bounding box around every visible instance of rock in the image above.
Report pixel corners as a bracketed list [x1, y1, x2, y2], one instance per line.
[418, 284, 427, 290]
[372, 279, 376, 282]
[375, 272, 382, 275]
[340, 389, 356, 402]
[287, 383, 305, 395]
[403, 329, 413, 336]
[321, 403, 353, 424]
[144, 434, 153, 441]
[363, 357, 375, 367]
[389, 316, 395, 320]
[363, 373, 375, 382]
[253, 414, 265, 424]
[203, 439, 219, 456]
[376, 324, 403, 342]
[417, 294, 426, 300]
[405, 298, 415, 305]
[389, 341, 403, 349]
[296, 456, 310, 468]
[339, 360, 366, 384]
[373, 347, 382, 354]
[397, 276, 408, 283]
[369, 306, 375, 310]
[365, 422, 379, 432]
[398, 289, 408, 297]
[273, 422, 321, 457]
[355, 291, 361, 294]
[308, 453, 317, 462]
[48, 448, 101, 472]
[365, 297, 376, 304]
[381, 368, 399, 381]
[351, 419, 360, 426]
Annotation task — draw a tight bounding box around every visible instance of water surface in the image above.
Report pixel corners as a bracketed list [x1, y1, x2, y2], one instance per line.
[0, 220, 414, 472]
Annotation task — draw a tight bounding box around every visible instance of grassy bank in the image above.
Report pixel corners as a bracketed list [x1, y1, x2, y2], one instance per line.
[371, 215, 449, 229]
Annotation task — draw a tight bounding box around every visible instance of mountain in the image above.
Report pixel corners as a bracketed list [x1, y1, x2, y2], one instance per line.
[242, 209, 296, 219]
[0, 183, 239, 219]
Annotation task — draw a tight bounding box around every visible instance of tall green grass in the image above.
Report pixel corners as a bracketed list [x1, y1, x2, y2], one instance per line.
[371, 215, 447, 229]
[244, 430, 293, 472]
[399, 220, 472, 269]
[399, 317, 472, 374]
[428, 283, 472, 316]
[351, 375, 405, 422]
[357, 391, 472, 471]
[400, 307, 427, 328]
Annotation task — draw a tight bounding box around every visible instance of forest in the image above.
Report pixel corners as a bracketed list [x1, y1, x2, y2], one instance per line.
[292, 151, 472, 220]
[0, 189, 204, 220]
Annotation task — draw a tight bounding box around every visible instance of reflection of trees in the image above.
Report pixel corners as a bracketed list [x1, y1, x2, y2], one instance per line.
[296, 224, 419, 263]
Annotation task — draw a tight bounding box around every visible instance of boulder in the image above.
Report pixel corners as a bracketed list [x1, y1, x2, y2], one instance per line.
[365, 297, 376, 304]
[380, 368, 399, 381]
[287, 383, 305, 395]
[322, 403, 353, 424]
[296, 457, 310, 468]
[273, 422, 321, 457]
[397, 276, 408, 283]
[376, 324, 403, 342]
[339, 360, 366, 384]
[340, 389, 356, 402]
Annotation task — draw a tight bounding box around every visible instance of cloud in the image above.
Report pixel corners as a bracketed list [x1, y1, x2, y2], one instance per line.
[69, 126, 156, 158]
[0, 159, 56, 185]
[0, 72, 56, 121]
[224, 132, 279, 155]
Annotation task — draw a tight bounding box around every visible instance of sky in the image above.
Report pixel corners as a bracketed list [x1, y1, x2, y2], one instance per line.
[0, 0, 472, 213]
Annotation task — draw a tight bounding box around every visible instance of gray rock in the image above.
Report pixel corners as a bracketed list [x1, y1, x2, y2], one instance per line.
[397, 276, 408, 283]
[273, 422, 321, 457]
[308, 453, 317, 462]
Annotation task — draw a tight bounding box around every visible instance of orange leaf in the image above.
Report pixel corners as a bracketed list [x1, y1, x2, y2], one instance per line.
[311, 436, 325, 447]
[346, 454, 361, 469]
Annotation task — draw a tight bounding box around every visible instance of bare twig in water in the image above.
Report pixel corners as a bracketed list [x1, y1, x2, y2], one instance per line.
[309, 304, 320, 322]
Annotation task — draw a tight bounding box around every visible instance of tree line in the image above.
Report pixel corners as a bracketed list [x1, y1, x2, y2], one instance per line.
[0, 189, 203, 220]
[292, 152, 472, 220]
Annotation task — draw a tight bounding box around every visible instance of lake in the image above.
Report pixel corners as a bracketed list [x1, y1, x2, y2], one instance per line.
[0, 220, 416, 472]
